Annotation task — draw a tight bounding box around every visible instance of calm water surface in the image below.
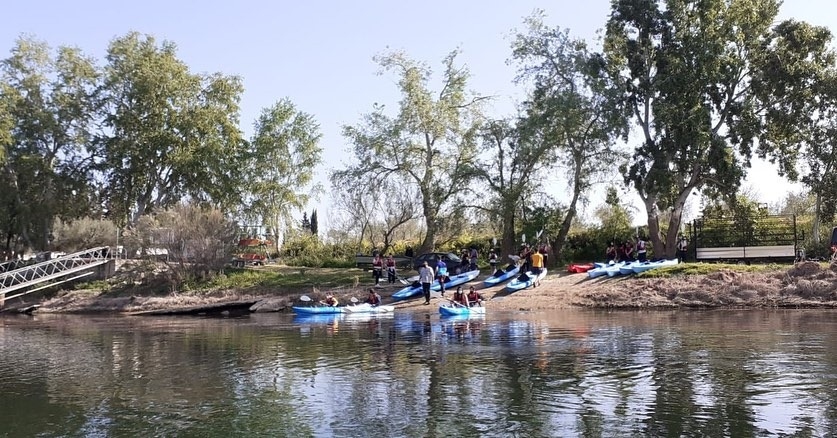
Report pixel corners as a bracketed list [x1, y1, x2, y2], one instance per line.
[1, 309, 837, 437]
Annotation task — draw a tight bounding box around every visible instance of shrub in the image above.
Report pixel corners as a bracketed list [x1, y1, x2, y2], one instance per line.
[52, 217, 118, 252]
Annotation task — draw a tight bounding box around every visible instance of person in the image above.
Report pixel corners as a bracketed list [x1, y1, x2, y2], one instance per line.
[386, 255, 397, 284]
[539, 242, 550, 267]
[459, 254, 470, 274]
[530, 248, 544, 287]
[606, 242, 617, 262]
[366, 288, 382, 306]
[436, 257, 448, 296]
[488, 250, 498, 269]
[452, 286, 469, 307]
[320, 293, 338, 307]
[372, 254, 383, 286]
[405, 246, 414, 258]
[466, 286, 484, 307]
[636, 236, 648, 262]
[418, 261, 435, 305]
[677, 234, 689, 263]
[623, 241, 634, 262]
[519, 244, 531, 272]
[469, 246, 478, 270]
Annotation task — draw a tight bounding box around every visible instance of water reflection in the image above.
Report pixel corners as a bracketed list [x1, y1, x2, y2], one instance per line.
[0, 310, 836, 436]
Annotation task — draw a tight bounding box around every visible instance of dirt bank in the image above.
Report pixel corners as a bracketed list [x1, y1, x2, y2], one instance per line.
[10, 261, 837, 315]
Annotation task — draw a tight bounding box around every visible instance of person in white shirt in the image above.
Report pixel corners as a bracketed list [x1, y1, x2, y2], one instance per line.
[418, 261, 435, 305]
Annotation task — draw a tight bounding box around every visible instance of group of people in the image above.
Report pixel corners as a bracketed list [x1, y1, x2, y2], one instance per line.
[371, 254, 399, 286]
[450, 285, 485, 307]
[604, 234, 690, 263]
[605, 237, 649, 263]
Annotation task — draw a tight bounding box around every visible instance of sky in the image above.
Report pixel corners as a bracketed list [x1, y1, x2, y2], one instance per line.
[3, 0, 837, 229]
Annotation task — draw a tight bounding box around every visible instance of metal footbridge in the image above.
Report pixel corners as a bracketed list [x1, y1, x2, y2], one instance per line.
[0, 247, 113, 302]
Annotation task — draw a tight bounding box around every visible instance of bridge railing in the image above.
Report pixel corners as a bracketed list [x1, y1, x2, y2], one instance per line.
[0, 247, 112, 296]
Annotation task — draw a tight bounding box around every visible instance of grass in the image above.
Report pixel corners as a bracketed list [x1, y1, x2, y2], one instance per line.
[636, 262, 792, 278]
[191, 265, 372, 291]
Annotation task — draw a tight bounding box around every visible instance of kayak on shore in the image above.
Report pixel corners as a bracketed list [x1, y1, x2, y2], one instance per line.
[506, 268, 548, 292]
[483, 264, 520, 286]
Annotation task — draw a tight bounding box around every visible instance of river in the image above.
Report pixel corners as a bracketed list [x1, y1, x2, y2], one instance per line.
[0, 309, 835, 437]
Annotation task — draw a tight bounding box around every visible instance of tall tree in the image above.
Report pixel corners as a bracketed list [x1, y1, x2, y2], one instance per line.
[242, 99, 322, 249]
[512, 14, 627, 261]
[0, 36, 99, 250]
[338, 50, 484, 254]
[753, 20, 837, 243]
[310, 209, 318, 236]
[601, 0, 798, 258]
[99, 32, 244, 225]
[469, 119, 551, 258]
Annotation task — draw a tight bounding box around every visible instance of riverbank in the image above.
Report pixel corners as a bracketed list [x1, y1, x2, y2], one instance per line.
[8, 261, 837, 315]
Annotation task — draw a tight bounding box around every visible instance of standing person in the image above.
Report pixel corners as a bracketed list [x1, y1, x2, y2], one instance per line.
[677, 234, 689, 263]
[539, 242, 550, 267]
[488, 250, 498, 271]
[636, 236, 648, 262]
[386, 254, 397, 284]
[372, 254, 383, 286]
[530, 248, 544, 288]
[418, 261, 435, 305]
[623, 241, 634, 262]
[606, 242, 617, 262]
[436, 257, 449, 296]
[519, 244, 531, 272]
[469, 246, 478, 271]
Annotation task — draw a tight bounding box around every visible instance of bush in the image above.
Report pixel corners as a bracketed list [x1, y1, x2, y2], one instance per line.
[122, 204, 238, 289]
[52, 217, 118, 252]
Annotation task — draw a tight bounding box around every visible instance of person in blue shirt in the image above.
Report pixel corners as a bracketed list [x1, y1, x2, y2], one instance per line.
[436, 257, 448, 296]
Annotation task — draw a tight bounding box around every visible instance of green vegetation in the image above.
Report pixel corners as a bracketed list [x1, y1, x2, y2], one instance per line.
[637, 262, 791, 279]
[190, 266, 364, 291]
[4, 1, 837, 275]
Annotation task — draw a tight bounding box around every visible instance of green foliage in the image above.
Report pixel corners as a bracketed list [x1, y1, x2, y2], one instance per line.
[637, 262, 791, 278]
[52, 217, 118, 252]
[337, 50, 483, 254]
[99, 32, 246, 225]
[281, 233, 356, 268]
[242, 99, 322, 245]
[602, 0, 787, 258]
[310, 209, 318, 236]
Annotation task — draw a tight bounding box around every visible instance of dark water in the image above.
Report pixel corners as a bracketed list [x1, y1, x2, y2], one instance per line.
[1, 310, 836, 437]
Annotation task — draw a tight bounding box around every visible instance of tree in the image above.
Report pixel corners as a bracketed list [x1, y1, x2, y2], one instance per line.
[601, 0, 794, 258]
[98, 32, 245, 226]
[753, 20, 837, 243]
[469, 119, 552, 258]
[310, 209, 318, 236]
[300, 211, 311, 232]
[241, 99, 322, 250]
[338, 50, 484, 254]
[512, 13, 627, 261]
[0, 36, 100, 250]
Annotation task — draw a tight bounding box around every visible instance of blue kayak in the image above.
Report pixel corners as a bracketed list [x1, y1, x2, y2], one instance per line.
[292, 305, 345, 315]
[483, 265, 521, 286]
[632, 258, 678, 273]
[392, 280, 437, 300]
[431, 269, 480, 291]
[439, 304, 486, 316]
[505, 268, 548, 292]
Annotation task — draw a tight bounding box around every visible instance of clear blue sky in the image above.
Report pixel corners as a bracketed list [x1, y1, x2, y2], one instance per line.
[3, 0, 836, 226]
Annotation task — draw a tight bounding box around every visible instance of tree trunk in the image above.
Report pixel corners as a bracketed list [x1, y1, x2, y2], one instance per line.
[643, 196, 664, 258]
[553, 177, 582, 263]
[500, 205, 517, 262]
[813, 193, 822, 244]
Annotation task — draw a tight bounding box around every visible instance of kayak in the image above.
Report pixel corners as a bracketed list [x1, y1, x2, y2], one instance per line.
[588, 262, 619, 278]
[619, 262, 639, 276]
[632, 258, 679, 274]
[431, 269, 480, 291]
[568, 263, 594, 273]
[439, 304, 487, 316]
[483, 265, 521, 286]
[392, 280, 436, 300]
[605, 263, 625, 277]
[343, 303, 396, 313]
[292, 305, 345, 315]
[505, 268, 548, 292]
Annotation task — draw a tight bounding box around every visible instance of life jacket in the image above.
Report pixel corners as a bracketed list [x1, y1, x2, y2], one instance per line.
[386, 258, 395, 267]
[467, 291, 479, 302]
[372, 258, 383, 269]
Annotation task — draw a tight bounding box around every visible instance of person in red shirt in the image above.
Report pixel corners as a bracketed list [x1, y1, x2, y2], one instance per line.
[372, 255, 383, 285]
[385, 255, 397, 283]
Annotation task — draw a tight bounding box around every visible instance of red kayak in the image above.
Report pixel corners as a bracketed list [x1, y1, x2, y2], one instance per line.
[567, 263, 594, 273]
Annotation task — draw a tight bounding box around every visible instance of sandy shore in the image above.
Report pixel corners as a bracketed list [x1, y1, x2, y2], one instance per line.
[11, 261, 836, 315]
